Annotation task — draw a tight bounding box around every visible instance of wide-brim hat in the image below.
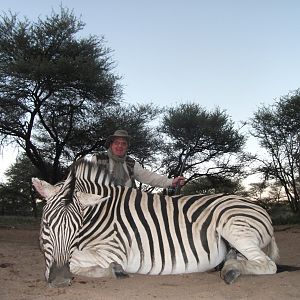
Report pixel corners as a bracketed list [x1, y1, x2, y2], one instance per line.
[105, 129, 132, 148]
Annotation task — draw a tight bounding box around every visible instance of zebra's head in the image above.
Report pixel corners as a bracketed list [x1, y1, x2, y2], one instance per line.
[32, 170, 108, 287]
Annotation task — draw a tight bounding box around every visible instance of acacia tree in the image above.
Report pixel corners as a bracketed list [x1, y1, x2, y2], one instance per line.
[72, 103, 162, 162]
[0, 103, 163, 216]
[0, 8, 121, 183]
[250, 90, 300, 213]
[160, 103, 246, 191]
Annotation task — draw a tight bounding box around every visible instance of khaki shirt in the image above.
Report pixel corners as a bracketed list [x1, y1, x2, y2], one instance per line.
[111, 160, 173, 188]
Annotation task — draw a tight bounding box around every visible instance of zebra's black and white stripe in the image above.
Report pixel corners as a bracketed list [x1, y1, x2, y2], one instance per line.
[33, 154, 279, 287]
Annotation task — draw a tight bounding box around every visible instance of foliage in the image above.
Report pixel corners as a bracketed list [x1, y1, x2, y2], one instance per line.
[182, 175, 244, 195]
[160, 103, 246, 184]
[0, 7, 121, 183]
[0, 154, 42, 216]
[250, 90, 300, 213]
[267, 202, 300, 225]
[0, 8, 252, 215]
[73, 103, 163, 164]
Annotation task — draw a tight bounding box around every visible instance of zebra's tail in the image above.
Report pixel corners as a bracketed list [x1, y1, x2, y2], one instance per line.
[266, 236, 280, 263]
[276, 264, 300, 273]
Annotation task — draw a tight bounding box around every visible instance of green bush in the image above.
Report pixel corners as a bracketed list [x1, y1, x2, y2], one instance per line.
[268, 201, 300, 225]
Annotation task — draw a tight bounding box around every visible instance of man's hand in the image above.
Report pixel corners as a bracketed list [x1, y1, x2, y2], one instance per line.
[171, 176, 186, 188]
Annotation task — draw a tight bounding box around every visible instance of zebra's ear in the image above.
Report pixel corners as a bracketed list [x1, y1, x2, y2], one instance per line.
[32, 178, 60, 199]
[76, 191, 110, 207]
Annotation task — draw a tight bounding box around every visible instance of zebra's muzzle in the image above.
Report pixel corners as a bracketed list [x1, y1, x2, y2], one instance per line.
[48, 262, 73, 287]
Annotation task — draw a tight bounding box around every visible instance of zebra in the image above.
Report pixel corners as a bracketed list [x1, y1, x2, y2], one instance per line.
[33, 154, 282, 287]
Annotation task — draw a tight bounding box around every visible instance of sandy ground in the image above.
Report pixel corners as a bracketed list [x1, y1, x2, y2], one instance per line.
[0, 225, 300, 300]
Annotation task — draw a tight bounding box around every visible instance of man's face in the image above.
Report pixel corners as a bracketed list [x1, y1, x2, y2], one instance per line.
[111, 137, 128, 157]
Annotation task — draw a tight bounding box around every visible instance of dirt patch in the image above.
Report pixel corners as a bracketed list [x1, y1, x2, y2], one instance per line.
[1, 225, 300, 300]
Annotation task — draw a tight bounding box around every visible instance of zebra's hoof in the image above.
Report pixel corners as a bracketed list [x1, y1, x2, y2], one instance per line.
[222, 269, 241, 284]
[110, 262, 129, 279]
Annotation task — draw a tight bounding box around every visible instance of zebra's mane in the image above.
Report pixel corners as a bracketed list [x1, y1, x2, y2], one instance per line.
[60, 162, 78, 206]
[71, 156, 116, 187]
[57, 157, 114, 206]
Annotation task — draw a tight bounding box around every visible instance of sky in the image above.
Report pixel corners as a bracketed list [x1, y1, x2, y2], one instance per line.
[0, 0, 300, 180]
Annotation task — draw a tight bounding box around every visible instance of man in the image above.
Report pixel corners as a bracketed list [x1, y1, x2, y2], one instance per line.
[96, 129, 185, 189]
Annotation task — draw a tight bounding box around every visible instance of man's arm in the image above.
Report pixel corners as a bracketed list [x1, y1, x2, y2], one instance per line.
[133, 162, 185, 189]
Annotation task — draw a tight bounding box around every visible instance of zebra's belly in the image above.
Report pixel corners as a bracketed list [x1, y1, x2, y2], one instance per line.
[124, 241, 227, 275]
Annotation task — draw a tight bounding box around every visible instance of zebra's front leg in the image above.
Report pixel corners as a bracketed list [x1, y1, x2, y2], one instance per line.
[70, 249, 129, 279]
[109, 262, 129, 279]
[71, 262, 129, 279]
